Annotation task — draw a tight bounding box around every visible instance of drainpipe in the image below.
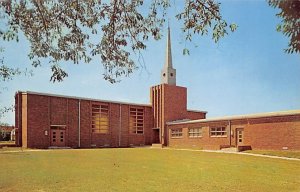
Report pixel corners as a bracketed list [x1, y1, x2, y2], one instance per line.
[17, 92, 20, 146]
[78, 100, 81, 148]
[119, 104, 122, 147]
[228, 120, 231, 147]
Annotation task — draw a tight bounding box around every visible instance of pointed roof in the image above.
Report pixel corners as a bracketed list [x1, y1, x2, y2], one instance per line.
[164, 26, 173, 69]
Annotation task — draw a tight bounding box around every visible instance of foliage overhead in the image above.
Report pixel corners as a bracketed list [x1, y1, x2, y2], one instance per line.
[269, 0, 300, 54]
[0, 0, 236, 83]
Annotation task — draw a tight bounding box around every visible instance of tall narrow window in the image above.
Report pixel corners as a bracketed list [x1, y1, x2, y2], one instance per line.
[91, 104, 109, 133]
[129, 107, 144, 134]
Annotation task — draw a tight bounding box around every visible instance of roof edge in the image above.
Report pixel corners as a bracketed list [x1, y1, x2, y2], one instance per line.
[167, 110, 300, 125]
[187, 109, 207, 113]
[18, 91, 152, 107]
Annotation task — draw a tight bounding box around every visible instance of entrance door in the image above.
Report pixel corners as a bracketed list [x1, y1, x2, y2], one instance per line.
[152, 129, 160, 144]
[236, 128, 244, 146]
[50, 129, 66, 147]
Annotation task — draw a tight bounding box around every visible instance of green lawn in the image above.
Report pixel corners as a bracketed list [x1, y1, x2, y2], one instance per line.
[0, 148, 300, 192]
[244, 150, 300, 159]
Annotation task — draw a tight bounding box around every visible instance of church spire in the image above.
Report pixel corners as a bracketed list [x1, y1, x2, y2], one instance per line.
[161, 26, 176, 85]
[164, 25, 173, 69]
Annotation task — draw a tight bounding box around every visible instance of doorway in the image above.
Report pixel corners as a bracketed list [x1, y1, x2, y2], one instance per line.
[152, 128, 160, 144]
[236, 128, 244, 146]
[50, 128, 66, 147]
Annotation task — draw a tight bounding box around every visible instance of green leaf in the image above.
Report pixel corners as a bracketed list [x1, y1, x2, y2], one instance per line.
[183, 48, 190, 55]
[229, 23, 238, 32]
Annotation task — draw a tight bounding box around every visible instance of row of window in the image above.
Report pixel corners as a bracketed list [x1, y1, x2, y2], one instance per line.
[171, 127, 227, 138]
[91, 104, 144, 134]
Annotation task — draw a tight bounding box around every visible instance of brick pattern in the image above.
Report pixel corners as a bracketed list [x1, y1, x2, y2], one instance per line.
[168, 115, 300, 150]
[151, 84, 206, 146]
[15, 87, 300, 150]
[17, 93, 154, 149]
[66, 99, 79, 148]
[186, 111, 206, 120]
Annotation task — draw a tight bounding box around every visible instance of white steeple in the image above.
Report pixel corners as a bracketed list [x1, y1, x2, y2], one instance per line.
[161, 26, 176, 85]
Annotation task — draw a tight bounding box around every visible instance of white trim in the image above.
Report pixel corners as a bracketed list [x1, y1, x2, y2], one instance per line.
[187, 109, 207, 113]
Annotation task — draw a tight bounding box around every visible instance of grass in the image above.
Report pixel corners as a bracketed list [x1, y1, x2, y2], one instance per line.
[244, 150, 300, 159]
[0, 148, 299, 192]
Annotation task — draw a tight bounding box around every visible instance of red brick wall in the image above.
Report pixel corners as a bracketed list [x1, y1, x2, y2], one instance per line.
[151, 84, 188, 145]
[27, 94, 50, 148]
[186, 111, 206, 120]
[151, 84, 206, 146]
[16, 90, 300, 150]
[144, 106, 154, 145]
[79, 100, 91, 148]
[18, 92, 154, 149]
[67, 99, 79, 148]
[168, 115, 300, 150]
[245, 116, 300, 150]
[168, 122, 230, 150]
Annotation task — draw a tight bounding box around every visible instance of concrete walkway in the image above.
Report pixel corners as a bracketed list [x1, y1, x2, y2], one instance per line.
[162, 147, 300, 161]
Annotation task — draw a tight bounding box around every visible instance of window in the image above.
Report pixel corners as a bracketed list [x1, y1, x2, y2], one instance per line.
[129, 107, 144, 134]
[171, 129, 183, 138]
[189, 128, 202, 138]
[91, 104, 109, 133]
[210, 127, 227, 137]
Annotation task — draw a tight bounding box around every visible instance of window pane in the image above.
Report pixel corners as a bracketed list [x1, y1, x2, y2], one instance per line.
[129, 107, 144, 134]
[91, 104, 109, 134]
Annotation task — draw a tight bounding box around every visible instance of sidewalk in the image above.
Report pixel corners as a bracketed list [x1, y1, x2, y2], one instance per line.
[162, 147, 300, 161]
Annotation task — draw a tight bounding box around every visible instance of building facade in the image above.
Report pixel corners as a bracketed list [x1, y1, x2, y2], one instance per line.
[167, 111, 300, 150]
[15, 28, 300, 150]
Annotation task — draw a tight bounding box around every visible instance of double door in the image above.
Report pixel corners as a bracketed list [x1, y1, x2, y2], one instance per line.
[50, 129, 66, 147]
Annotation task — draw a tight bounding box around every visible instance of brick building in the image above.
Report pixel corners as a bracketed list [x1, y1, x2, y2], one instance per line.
[15, 28, 300, 150]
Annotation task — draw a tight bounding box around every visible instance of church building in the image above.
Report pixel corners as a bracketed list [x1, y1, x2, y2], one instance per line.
[14, 28, 300, 150]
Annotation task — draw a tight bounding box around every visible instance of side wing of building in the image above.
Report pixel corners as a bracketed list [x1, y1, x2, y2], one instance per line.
[167, 111, 300, 150]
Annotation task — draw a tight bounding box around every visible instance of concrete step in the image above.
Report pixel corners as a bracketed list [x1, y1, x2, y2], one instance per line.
[151, 143, 163, 148]
[220, 147, 237, 152]
[48, 146, 72, 149]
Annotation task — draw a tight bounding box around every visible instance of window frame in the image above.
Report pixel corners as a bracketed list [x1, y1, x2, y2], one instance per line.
[171, 128, 183, 138]
[188, 127, 202, 138]
[210, 127, 227, 137]
[129, 107, 144, 135]
[91, 103, 109, 134]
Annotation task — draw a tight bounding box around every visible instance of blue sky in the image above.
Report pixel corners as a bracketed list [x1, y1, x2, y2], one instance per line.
[1, 0, 300, 125]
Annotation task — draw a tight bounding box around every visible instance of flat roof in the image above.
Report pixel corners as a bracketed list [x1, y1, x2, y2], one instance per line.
[20, 91, 152, 107]
[187, 109, 207, 113]
[167, 110, 300, 125]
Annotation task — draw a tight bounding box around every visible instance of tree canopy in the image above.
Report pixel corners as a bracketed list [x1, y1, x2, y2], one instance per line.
[0, 0, 237, 83]
[268, 0, 300, 54]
